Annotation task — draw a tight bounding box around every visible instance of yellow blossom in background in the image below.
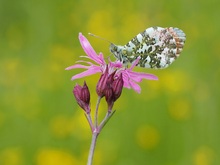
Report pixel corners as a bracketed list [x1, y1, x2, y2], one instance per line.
[168, 98, 192, 121]
[50, 115, 75, 138]
[193, 146, 215, 165]
[160, 70, 193, 94]
[135, 125, 160, 150]
[36, 149, 79, 165]
[0, 148, 23, 165]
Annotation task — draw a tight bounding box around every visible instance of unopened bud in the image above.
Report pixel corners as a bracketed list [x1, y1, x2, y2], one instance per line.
[96, 65, 109, 97]
[73, 81, 91, 114]
[112, 73, 124, 101]
[104, 86, 114, 111]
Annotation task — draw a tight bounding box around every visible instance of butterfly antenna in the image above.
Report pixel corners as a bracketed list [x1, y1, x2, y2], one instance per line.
[88, 33, 114, 59]
[88, 33, 112, 44]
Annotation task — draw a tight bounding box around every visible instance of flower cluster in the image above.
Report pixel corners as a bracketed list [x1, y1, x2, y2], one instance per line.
[96, 66, 124, 111]
[73, 65, 124, 114]
[65, 33, 158, 94]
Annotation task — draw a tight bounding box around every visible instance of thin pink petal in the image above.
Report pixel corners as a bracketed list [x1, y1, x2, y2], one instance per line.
[109, 60, 123, 68]
[98, 53, 105, 64]
[121, 72, 141, 93]
[80, 53, 105, 65]
[76, 60, 94, 66]
[79, 33, 105, 65]
[127, 71, 158, 82]
[130, 56, 141, 70]
[71, 66, 101, 80]
[65, 64, 90, 70]
[128, 80, 141, 93]
[119, 67, 157, 93]
[121, 71, 129, 82]
[122, 81, 130, 88]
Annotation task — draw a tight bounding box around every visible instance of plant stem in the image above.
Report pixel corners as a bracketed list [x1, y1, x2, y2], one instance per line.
[85, 113, 94, 132]
[87, 97, 115, 165]
[87, 132, 99, 165]
[94, 96, 102, 128]
[99, 110, 115, 131]
[86, 96, 101, 165]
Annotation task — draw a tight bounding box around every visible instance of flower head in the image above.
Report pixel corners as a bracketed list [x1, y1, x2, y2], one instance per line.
[66, 33, 158, 93]
[95, 66, 124, 111]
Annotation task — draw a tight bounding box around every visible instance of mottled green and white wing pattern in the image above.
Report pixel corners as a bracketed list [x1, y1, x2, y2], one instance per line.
[110, 27, 186, 69]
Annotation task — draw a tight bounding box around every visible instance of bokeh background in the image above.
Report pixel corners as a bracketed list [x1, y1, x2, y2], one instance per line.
[0, 0, 220, 164]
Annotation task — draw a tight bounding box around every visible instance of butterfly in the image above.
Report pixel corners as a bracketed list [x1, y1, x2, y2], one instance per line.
[110, 27, 186, 69]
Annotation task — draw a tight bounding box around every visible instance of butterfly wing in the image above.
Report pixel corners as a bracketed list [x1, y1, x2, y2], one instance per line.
[123, 27, 186, 69]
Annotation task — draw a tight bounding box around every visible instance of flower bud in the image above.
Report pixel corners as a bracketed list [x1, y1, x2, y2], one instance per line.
[104, 86, 114, 111]
[112, 73, 124, 101]
[106, 70, 116, 85]
[73, 82, 91, 114]
[96, 65, 109, 97]
[104, 73, 124, 112]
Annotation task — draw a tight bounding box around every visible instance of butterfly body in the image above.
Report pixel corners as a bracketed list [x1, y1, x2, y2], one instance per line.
[110, 27, 186, 69]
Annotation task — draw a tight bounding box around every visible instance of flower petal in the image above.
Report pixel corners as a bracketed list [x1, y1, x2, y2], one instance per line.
[130, 56, 141, 70]
[127, 71, 158, 82]
[109, 60, 123, 68]
[121, 73, 141, 93]
[129, 80, 141, 93]
[79, 33, 105, 65]
[123, 82, 131, 89]
[71, 66, 102, 80]
[65, 64, 90, 70]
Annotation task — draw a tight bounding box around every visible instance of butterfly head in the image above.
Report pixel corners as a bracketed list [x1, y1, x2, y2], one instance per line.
[110, 43, 128, 64]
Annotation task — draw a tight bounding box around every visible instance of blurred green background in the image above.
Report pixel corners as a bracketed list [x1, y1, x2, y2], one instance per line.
[0, 0, 220, 164]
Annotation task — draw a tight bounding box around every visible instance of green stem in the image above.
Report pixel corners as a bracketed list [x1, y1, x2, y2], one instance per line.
[87, 132, 99, 165]
[99, 110, 116, 131]
[86, 97, 115, 165]
[94, 96, 102, 128]
[84, 113, 94, 132]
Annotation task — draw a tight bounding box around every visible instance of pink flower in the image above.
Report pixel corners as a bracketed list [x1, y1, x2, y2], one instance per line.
[65, 33, 158, 93]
